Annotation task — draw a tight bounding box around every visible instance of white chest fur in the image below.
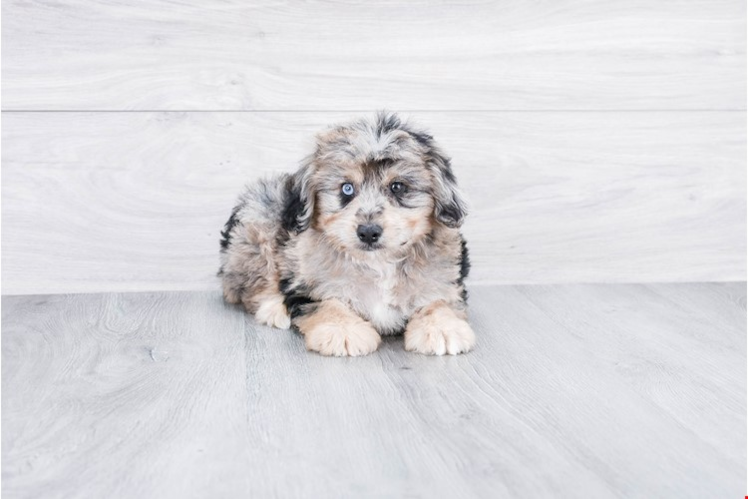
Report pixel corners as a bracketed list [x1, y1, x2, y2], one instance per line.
[347, 258, 408, 335]
[296, 235, 447, 335]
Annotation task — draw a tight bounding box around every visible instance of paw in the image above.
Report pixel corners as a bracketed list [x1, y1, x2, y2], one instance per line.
[304, 321, 381, 357]
[404, 307, 475, 355]
[254, 297, 291, 329]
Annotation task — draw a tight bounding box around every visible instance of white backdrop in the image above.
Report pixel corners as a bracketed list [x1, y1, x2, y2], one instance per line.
[2, 0, 745, 294]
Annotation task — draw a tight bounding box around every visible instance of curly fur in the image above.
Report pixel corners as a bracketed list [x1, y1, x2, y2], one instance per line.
[219, 112, 474, 356]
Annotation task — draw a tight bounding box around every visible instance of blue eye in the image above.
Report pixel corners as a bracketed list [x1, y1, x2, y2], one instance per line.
[341, 183, 355, 196]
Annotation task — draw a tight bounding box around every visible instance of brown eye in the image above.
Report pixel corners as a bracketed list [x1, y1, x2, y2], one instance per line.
[390, 182, 405, 194]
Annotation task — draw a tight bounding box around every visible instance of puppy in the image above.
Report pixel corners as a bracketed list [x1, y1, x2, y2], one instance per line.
[219, 112, 474, 356]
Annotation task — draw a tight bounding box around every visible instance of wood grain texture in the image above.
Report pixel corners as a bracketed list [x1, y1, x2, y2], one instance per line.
[2, 283, 745, 498]
[2, 111, 745, 294]
[2, 0, 745, 111]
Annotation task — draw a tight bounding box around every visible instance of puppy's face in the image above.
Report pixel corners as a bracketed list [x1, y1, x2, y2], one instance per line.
[287, 113, 467, 257]
[314, 156, 435, 254]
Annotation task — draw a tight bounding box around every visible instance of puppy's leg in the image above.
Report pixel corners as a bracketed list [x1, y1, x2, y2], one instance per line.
[226, 219, 290, 329]
[404, 301, 475, 355]
[295, 299, 381, 357]
[249, 286, 291, 330]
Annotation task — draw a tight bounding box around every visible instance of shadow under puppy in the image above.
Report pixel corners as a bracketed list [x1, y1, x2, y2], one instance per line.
[219, 112, 474, 356]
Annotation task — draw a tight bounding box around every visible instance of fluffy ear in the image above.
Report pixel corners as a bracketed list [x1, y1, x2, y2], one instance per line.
[411, 132, 467, 228]
[282, 158, 315, 233]
[432, 154, 467, 227]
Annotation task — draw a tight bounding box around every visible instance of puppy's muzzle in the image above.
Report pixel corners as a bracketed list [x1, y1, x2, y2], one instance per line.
[357, 224, 382, 245]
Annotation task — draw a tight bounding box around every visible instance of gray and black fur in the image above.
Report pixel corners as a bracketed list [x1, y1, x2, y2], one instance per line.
[219, 112, 475, 356]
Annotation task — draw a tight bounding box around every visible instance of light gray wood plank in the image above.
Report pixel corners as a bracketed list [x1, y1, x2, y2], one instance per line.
[2, 0, 744, 111]
[2, 283, 745, 497]
[2, 111, 744, 294]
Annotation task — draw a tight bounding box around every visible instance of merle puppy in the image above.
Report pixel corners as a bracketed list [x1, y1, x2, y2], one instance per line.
[219, 112, 473, 356]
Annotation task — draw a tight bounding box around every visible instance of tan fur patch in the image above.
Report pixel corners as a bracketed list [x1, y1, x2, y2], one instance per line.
[317, 210, 343, 229]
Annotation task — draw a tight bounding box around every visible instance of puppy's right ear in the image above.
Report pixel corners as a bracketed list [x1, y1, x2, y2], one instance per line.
[282, 158, 315, 233]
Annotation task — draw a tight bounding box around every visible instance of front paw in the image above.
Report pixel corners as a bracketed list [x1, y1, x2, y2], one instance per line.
[254, 296, 291, 329]
[404, 306, 475, 355]
[303, 320, 381, 357]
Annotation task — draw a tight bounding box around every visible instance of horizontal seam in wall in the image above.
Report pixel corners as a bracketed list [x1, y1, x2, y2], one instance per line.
[1, 109, 747, 113]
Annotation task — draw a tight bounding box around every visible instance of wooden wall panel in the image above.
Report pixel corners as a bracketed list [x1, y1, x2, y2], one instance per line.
[2, 0, 745, 111]
[2, 111, 744, 294]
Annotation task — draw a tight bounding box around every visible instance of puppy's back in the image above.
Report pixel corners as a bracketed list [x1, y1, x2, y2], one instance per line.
[218, 173, 291, 308]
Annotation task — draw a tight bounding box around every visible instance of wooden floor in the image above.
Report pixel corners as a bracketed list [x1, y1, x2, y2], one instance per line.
[2, 283, 745, 498]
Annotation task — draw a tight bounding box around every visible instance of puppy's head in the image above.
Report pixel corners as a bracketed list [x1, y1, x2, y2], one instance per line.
[284, 112, 467, 256]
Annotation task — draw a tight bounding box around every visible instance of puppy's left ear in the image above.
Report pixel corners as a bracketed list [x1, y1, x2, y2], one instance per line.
[414, 134, 467, 228]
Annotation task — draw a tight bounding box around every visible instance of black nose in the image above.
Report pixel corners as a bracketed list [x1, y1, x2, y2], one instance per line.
[357, 224, 382, 244]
